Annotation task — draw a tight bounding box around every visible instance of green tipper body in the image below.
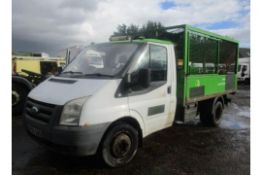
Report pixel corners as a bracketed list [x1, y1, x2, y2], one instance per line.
[166, 24, 239, 106]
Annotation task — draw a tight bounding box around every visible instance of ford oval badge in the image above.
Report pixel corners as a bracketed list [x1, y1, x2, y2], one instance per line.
[31, 106, 39, 114]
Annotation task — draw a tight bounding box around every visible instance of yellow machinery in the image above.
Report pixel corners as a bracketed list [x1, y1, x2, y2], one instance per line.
[12, 55, 65, 76]
[12, 54, 66, 115]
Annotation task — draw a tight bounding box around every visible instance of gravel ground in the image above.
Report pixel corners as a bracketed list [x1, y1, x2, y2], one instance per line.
[12, 84, 250, 175]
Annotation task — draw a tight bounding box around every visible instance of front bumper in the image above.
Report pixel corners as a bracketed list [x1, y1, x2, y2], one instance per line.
[23, 98, 109, 156]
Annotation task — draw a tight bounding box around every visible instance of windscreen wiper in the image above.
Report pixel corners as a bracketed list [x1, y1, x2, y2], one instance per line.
[84, 73, 114, 78]
[61, 71, 83, 74]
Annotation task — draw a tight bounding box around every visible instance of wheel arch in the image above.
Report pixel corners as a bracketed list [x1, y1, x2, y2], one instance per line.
[12, 76, 33, 91]
[99, 116, 144, 153]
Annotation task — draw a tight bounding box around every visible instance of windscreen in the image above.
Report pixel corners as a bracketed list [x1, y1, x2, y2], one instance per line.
[61, 43, 141, 78]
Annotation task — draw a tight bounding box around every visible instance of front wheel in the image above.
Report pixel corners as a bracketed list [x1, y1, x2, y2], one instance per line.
[12, 83, 29, 115]
[100, 123, 139, 167]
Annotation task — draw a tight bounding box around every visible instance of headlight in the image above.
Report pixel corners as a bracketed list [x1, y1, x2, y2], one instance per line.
[60, 97, 89, 126]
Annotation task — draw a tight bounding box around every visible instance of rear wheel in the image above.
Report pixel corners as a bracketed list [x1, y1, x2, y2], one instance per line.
[100, 123, 139, 167]
[200, 100, 223, 127]
[12, 83, 28, 115]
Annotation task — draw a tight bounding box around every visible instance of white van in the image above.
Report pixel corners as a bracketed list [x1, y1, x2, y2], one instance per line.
[237, 57, 250, 83]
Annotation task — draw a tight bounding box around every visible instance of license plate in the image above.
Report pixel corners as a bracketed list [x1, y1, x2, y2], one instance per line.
[28, 125, 44, 138]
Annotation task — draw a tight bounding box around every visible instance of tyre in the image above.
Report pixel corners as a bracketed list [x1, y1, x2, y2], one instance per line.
[12, 83, 29, 115]
[200, 100, 223, 127]
[100, 123, 139, 167]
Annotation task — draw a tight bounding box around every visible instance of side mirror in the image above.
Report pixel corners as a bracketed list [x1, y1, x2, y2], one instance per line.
[139, 68, 151, 88]
[127, 68, 151, 89]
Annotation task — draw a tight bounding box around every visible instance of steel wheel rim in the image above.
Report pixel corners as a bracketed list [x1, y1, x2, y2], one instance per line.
[111, 133, 132, 158]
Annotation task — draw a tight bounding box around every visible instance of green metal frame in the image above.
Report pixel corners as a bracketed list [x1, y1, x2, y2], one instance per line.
[166, 24, 239, 44]
[182, 25, 239, 104]
[166, 24, 239, 105]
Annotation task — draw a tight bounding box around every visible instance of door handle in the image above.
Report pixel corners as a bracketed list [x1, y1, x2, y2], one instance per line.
[167, 86, 171, 94]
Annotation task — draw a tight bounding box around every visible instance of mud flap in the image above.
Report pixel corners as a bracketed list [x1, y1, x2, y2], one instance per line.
[184, 103, 198, 123]
[174, 103, 198, 124]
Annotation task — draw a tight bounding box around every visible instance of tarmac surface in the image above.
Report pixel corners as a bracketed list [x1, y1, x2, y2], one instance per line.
[12, 84, 250, 175]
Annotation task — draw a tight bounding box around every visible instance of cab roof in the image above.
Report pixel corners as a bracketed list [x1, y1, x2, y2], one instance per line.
[110, 38, 173, 45]
[133, 38, 173, 45]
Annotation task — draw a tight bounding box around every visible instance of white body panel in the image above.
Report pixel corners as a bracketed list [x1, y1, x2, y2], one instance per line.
[28, 78, 145, 132]
[28, 42, 177, 139]
[29, 77, 111, 105]
[127, 43, 177, 136]
[79, 79, 145, 130]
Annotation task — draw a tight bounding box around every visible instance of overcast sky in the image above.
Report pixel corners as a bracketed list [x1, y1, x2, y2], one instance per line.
[12, 0, 250, 56]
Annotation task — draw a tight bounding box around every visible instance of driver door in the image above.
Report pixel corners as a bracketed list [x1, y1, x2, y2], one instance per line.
[128, 44, 172, 136]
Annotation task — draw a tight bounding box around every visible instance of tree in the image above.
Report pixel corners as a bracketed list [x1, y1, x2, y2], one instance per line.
[113, 24, 127, 36]
[113, 21, 166, 38]
[140, 21, 165, 38]
[127, 24, 139, 36]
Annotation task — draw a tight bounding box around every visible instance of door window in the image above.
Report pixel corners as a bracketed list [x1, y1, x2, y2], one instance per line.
[150, 45, 168, 82]
[130, 44, 168, 92]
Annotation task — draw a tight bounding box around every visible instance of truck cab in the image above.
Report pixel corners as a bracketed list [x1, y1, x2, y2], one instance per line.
[24, 39, 177, 167]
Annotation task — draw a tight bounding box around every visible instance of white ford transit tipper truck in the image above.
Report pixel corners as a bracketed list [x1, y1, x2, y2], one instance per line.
[24, 25, 239, 167]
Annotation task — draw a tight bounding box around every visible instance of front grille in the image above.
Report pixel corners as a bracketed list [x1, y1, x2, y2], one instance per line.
[25, 98, 57, 124]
